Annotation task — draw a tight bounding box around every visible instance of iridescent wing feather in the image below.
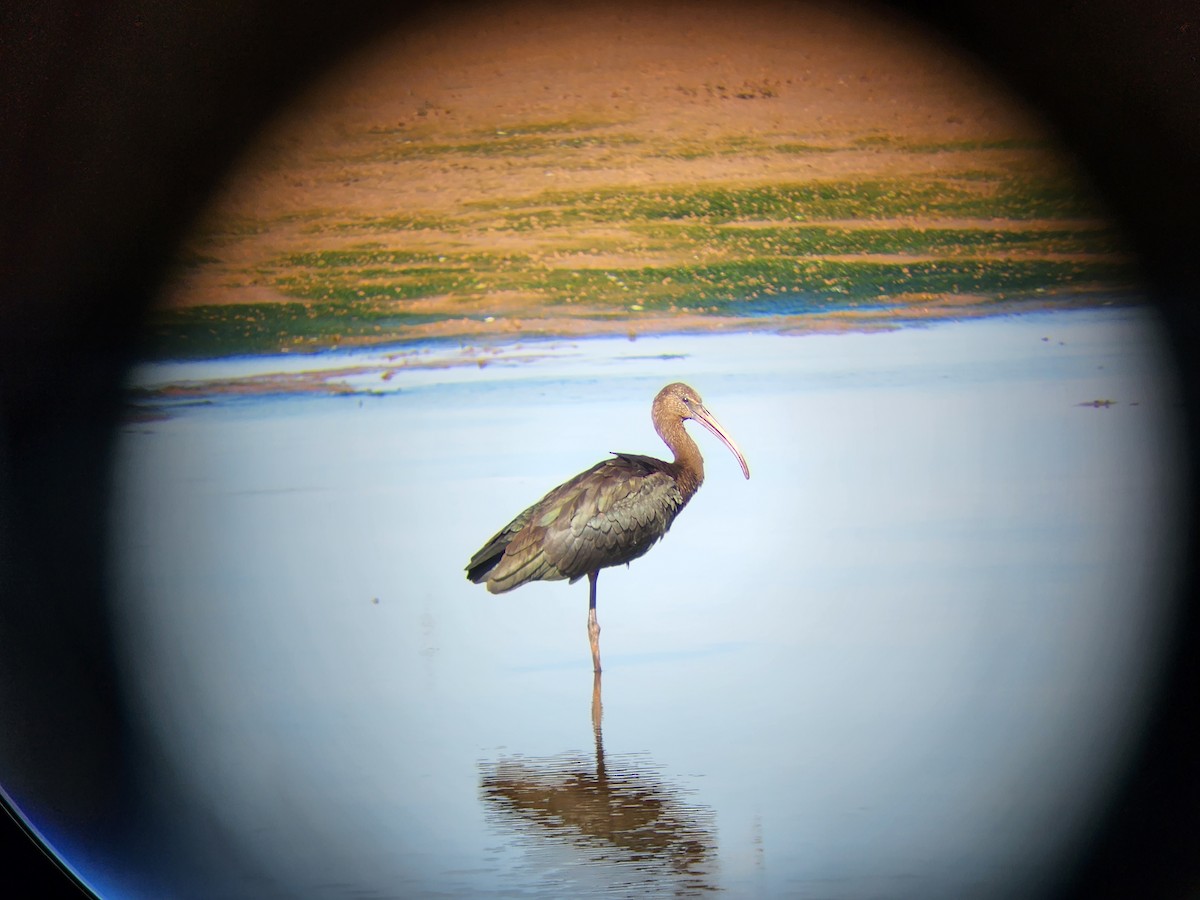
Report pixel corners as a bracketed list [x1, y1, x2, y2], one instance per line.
[467, 453, 686, 593]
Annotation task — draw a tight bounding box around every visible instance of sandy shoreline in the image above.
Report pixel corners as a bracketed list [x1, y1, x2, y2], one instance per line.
[126, 297, 1138, 412]
[150, 2, 1136, 358]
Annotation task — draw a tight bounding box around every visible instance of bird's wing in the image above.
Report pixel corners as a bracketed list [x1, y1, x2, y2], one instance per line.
[474, 455, 686, 593]
[478, 460, 614, 591]
[465, 502, 537, 584]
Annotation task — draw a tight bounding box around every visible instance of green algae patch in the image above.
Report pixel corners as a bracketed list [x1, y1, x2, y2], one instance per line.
[146, 302, 447, 359]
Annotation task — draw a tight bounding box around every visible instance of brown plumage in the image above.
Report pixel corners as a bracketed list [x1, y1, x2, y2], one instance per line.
[466, 382, 750, 672]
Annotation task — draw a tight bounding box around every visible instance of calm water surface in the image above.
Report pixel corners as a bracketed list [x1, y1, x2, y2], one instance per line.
[96, 308, 1182, 898]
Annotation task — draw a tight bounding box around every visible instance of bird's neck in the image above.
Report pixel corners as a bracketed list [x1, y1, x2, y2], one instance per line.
[660, 419, 704, 501]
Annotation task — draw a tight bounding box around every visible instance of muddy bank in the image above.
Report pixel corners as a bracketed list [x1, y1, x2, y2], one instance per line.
[149, 2, 1137, 360]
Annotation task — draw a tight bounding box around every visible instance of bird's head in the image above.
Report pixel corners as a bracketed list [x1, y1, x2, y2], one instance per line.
[654, 382, 750, 479]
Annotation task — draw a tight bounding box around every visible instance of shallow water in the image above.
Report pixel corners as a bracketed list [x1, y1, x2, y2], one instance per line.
[92, 308, 1182, 898]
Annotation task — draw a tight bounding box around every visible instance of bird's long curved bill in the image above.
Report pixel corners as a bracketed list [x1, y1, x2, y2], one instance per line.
[690, 402, 750, 479]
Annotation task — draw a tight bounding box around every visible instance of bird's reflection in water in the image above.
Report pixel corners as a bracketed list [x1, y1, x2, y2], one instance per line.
[479, 675, 717, 894]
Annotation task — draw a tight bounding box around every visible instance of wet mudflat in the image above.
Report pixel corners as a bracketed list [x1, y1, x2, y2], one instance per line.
[99, 307, 1181, 898]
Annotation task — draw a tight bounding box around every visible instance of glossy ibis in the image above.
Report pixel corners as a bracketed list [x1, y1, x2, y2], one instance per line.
[466, 382, 750, 672]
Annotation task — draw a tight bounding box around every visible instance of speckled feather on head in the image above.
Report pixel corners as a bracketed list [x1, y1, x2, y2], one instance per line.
[466, 382, 749, 673]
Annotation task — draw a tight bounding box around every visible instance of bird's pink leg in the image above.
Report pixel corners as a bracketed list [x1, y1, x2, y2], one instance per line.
[587, 570, 601, 673]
